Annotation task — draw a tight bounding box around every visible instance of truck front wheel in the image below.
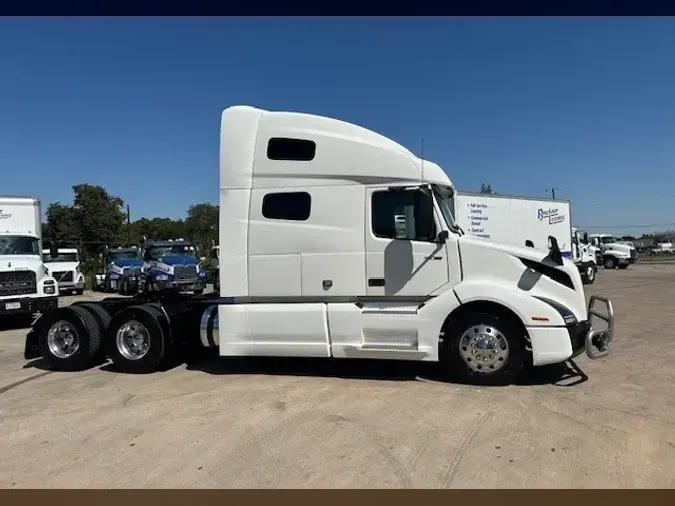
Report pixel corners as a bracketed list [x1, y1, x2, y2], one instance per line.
[582, 263, 597, 284]
[440, 312, 526, 386]
[603, 256, 617, 269]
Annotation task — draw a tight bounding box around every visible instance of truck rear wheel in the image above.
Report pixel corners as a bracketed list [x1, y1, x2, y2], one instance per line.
[440, 312, 526, 386]
[106, 305, 169, 373]
[36, 306, 103, 371]
[582, 263, 596, 284]
[76, 303, 112, 363]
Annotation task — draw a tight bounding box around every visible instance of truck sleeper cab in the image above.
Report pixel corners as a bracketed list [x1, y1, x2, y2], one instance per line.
[23, 106, 615, 386]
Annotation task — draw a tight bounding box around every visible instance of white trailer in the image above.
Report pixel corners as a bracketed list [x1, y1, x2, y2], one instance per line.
[454, 192, 597, 284]
[24, 106, 614, 386]
[0, 196, 58, 320]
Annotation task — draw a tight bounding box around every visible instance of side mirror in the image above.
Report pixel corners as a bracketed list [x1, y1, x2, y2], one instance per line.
[547, 235, 563, 265]
[49, 241, 58, 259]
[436, 230, 449, 243]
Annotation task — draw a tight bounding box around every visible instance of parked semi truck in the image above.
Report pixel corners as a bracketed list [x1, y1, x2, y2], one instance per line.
[139, 239, 207, 295]
[42, 248, 85, 295]
[454, 192, 598, 284]
[589, 233, 637, 269]
[93, 245, 143, 293]
[0, 196, 58, 320]
[23, 105, 614, 386]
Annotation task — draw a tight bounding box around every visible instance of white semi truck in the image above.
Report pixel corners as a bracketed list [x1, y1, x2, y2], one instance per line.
[42, 248, 85, 296]
[454, 193, 598, 284]
[0, 196, 58, 321]
[589, 233, 637, 269]
[23, 106, 614, 386]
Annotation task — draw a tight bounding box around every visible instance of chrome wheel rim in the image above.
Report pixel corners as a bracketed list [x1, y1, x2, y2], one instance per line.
[587, 265, 595, 280]
[458, 323, 510, 373]
[116, 320, 150, 360]
[47, 320, 80, 359]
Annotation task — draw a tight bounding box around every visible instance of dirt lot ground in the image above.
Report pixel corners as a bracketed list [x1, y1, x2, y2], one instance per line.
[1, 266, 674, 489]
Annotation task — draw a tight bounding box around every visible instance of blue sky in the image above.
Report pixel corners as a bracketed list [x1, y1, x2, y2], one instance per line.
[2, 17, 675, 236]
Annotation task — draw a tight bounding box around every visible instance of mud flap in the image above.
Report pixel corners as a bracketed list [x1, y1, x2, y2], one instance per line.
[24, 327, 41, 360]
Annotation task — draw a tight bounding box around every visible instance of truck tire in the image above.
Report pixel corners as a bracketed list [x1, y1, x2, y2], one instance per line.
[581, 263, 596, 284]
[603, 256, 617, 269]
[74, 289, 84, 296]
[76, 302, 113, 363]
[106, 304, 168, 373]
[440, 312, 526, 386]
[35, 306, 103, 371]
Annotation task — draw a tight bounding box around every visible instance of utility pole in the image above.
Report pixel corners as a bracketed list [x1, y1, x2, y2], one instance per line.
[546, 187, 561, 199]
[127, 204, 131, 246]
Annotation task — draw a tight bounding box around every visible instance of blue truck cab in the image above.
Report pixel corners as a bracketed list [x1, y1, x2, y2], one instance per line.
[140, 239, 207, 294]
[94, 246, 143, 293]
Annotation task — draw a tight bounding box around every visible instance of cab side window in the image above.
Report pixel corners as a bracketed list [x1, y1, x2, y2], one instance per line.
[371, 189, 436, 242]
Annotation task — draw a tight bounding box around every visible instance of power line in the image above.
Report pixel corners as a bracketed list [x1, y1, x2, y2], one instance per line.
[576, 223, 675, 229]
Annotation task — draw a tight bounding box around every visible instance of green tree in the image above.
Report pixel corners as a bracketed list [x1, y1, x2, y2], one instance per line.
[128, 217, 186, 244]
[45, 203, 78, 243]
[185, 203, 219, 257]
[480, 183, 494, 194]
[70, 184, 127, 257]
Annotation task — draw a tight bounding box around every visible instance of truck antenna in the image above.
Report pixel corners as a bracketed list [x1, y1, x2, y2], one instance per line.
[420, 137, 425, 182]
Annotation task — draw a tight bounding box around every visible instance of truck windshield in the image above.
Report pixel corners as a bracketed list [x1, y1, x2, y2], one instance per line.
[431, 184, 459, 232]
[44, 253, 78, 263]
[601, 236, 616, 244]
[0, 236, 40, 256]
[148, 245, 195, 260]
[109, 250, 139, 261]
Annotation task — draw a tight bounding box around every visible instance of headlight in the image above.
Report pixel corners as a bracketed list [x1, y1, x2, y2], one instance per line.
[156, 274, 169, 281]
[45, 285, 56, 295]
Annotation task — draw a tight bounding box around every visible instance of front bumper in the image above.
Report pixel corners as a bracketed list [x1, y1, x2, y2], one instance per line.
[0, 296, 58, 316]
[57, 280, 85, 291]
[567, 295, 614, 360]
[155, 278, 206, 291]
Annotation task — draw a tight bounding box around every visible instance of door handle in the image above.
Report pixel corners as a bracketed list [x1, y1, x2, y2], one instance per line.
[368, 278, 385, 287]
[425, 256, 443, 260]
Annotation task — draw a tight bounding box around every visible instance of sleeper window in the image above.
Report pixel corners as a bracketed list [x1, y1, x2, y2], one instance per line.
[262, 192, 312, 221]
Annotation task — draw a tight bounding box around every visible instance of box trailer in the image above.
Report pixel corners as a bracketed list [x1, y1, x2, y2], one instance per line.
[454, 192, 598, 284]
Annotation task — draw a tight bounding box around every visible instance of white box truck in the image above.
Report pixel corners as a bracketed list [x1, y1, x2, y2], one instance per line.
[23, 106, 614, 386]
[454, 192, 598, 284]
[0, 196, 58, 320]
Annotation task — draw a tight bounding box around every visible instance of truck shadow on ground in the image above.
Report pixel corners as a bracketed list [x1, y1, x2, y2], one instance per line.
[22, 352, 588, 388]
[182, 353, 589, 388]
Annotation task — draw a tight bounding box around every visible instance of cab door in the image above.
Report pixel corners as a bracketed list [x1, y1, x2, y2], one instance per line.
[364, 185, 449, 297]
